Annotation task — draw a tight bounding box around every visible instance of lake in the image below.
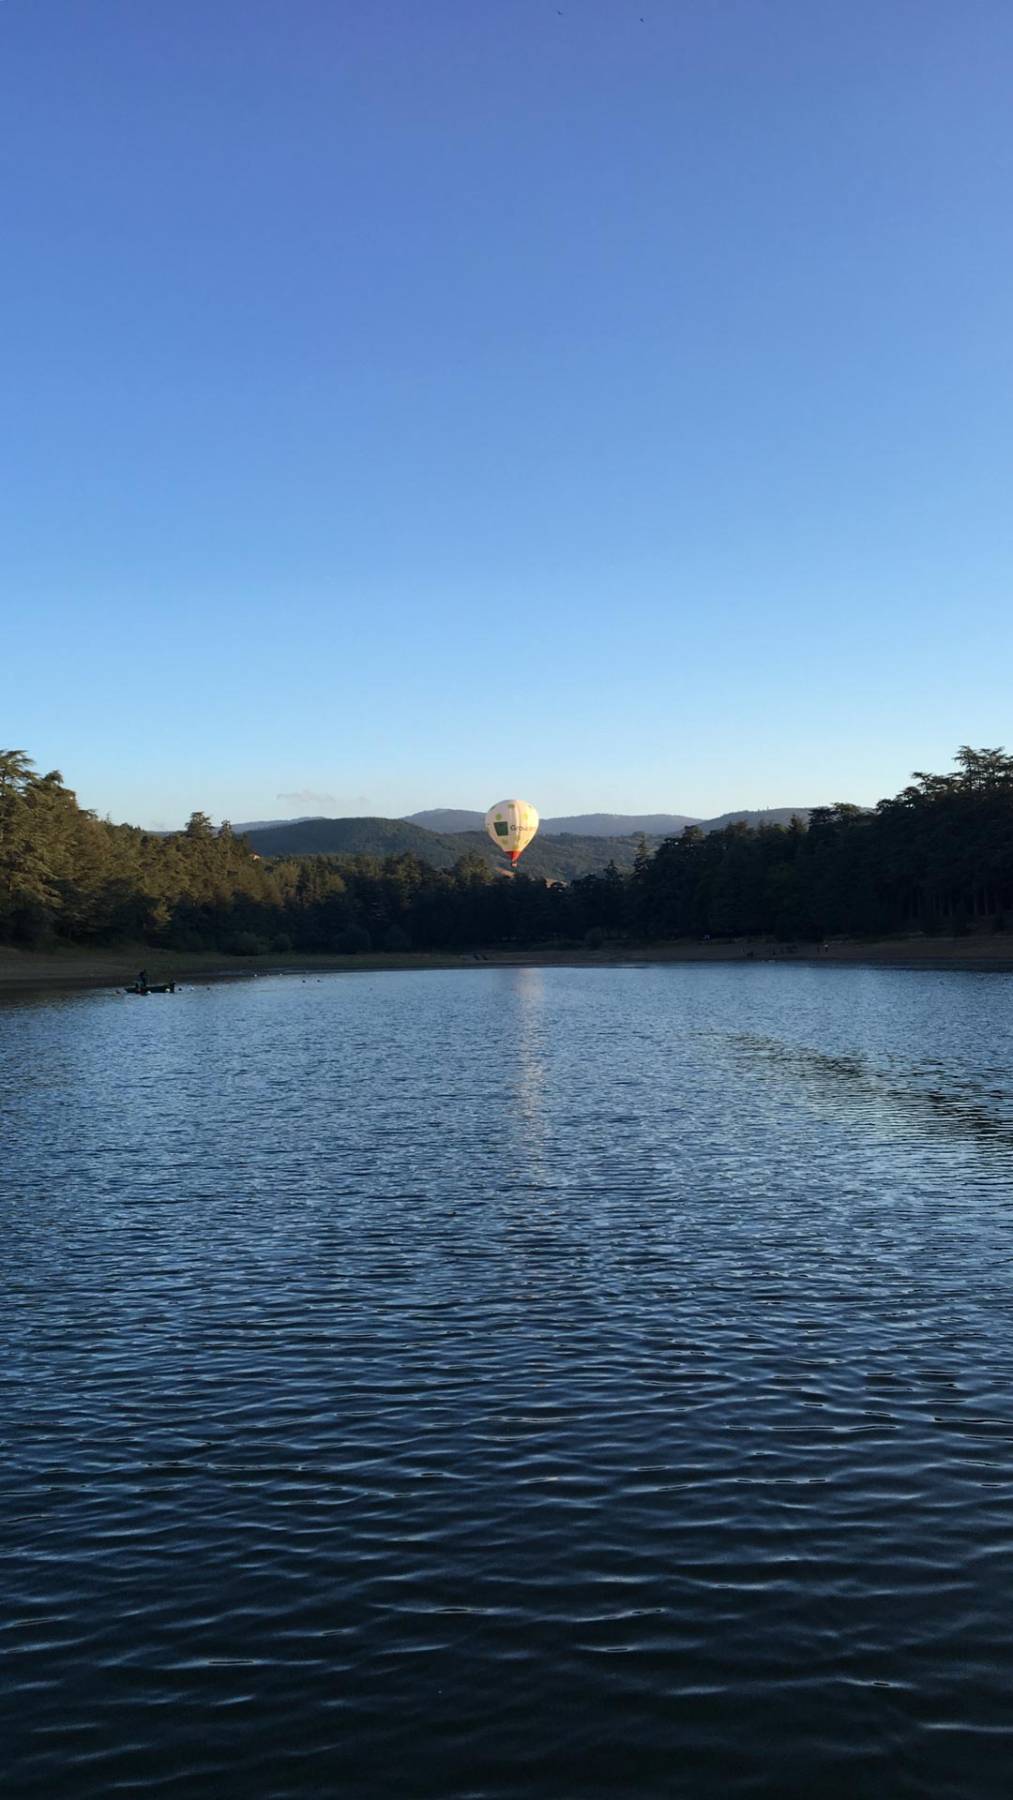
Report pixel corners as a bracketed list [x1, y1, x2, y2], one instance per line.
[3, 964, 1013, 1798]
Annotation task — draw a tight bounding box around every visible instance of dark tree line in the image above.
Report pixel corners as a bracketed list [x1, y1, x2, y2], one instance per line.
[2, 746, 1012, 955]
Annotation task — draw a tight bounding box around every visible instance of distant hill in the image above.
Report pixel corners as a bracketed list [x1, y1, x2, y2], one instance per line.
[404, 806, 809, 836]
[406, 808, 700, 836]
[406, 809, 487, 833]
[700, 808, 810, 831]
[244, 816, 457, 863]
[545, 812, 701, 836]
[233, 814, 323, 834]
[446, 831, 648, 881]
[241, 807, 813, 877]
[242, 816, 656, 881]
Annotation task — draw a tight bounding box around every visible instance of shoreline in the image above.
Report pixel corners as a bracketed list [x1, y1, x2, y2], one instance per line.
[3, 934, 1013, 997]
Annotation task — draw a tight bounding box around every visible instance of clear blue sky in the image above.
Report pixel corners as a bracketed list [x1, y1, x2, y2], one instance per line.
[3, 0, 1011, 827]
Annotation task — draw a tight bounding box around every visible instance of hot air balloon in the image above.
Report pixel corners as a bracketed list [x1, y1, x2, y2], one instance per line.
[485, 799, 539, 868]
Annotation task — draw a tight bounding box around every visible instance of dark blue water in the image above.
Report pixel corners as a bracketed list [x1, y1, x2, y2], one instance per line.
[3, 964, 1013, 1798]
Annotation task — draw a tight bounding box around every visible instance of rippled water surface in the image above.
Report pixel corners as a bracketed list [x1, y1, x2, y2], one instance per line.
[3, 964, 1013, 1798]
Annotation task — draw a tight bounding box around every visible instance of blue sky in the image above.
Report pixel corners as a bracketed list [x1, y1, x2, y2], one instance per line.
[3, 0, 1011, 827]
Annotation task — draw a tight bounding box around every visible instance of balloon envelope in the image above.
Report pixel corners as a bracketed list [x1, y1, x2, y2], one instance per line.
[485, 799, 539, 864]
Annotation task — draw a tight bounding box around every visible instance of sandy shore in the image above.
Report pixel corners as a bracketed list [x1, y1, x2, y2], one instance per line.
[2, 934, 1013, 997]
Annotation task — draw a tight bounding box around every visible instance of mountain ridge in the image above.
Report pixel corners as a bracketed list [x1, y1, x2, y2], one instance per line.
[405, 809, 702, 837]
[237, 808, 813, 883]
[237, 805, 812, 841]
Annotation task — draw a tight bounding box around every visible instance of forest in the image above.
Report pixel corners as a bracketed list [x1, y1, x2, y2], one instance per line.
[1, 747, 1012, 956]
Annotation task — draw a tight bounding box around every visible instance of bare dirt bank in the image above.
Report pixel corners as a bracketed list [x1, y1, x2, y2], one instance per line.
[0, 945, 487, 996]
[3, 934, 1013, 998]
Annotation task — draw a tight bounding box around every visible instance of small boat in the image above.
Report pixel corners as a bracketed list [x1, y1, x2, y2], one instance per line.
[125, 983, 176, 995]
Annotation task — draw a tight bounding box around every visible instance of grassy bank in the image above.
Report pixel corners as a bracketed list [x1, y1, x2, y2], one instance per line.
[3, 933, 1013, 997]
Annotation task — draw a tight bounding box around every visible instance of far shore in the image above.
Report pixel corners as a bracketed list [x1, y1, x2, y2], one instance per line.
[3, 933, 1013, 998]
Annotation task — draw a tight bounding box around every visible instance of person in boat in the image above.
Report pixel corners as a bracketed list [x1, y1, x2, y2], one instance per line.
[137, 968, 148, 991]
